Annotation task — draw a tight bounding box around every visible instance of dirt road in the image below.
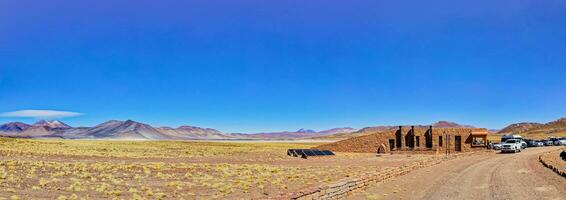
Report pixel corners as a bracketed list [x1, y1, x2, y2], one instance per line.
[350, 147, 566, 200]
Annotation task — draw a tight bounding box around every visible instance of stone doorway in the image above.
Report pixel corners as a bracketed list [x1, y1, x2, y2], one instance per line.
[377, 144, 387, 154]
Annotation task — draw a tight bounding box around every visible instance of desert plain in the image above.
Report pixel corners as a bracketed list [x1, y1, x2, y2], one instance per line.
[0, 138, 440, 200]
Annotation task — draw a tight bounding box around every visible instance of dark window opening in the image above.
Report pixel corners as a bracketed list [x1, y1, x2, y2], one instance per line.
[439, 136, 443, 147]
[395, 130, 403, 149]
[416, 136, 420, 147]
[425, 132, 433, 148]
[389, 139, 395, 151]
[455, 136, 462, 152]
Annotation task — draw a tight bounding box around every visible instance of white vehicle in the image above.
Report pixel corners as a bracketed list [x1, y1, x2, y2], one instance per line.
[501, 134, 523, 143]
[557, 139, 566, 146]
[520, 140, 527, 149]
[501, 139, 522, 153]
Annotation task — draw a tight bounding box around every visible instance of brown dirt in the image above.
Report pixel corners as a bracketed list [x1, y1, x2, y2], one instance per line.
[349, 147, 566, 200]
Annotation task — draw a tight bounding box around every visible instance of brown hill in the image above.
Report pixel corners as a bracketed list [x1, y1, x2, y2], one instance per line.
[497, 118, 566, 138]
[156, 126, 229, 139]
[498, 122, 544, 134]
[433, 121, 475, 128]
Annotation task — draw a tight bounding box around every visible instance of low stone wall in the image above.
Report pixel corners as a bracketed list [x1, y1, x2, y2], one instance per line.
[539, 148, 566, 178]
[280, 154, 462, 200]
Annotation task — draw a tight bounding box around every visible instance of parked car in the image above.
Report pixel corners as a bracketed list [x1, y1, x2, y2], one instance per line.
[501, 134, 523, 143]
[556, 139, 566, 146]
[490, 143, 502, 150]
[525, 139, 538, 147]
[501, 139, 522, 153]
[520, 140, 527, 149]
[543, 140, 554, 146]
[535, 141, 545, 147]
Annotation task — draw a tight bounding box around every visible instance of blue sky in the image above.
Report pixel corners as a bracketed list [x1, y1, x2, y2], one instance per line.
[1, 0, 565, 133]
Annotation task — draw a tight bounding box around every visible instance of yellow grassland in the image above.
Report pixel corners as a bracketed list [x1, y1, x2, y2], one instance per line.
[0, 138, 400, 199]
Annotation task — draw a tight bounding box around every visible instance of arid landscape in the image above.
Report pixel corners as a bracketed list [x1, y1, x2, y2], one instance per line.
[0, 138, 444, 199]
[2, 1, 566, 199]
[1, 118, 565, 199]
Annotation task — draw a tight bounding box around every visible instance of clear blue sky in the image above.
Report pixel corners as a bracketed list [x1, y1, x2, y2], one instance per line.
[1, 0, 565, 133]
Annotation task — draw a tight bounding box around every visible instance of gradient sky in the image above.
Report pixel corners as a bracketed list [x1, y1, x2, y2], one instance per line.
[1, 0, 565, 133]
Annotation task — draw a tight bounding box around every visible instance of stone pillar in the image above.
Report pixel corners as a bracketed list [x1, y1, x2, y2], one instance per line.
[396, 126, 403, 149]
[428, 125, 433, 148]
[410, 126, 415, 148]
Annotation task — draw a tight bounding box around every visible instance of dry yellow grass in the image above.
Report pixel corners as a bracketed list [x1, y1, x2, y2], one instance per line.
[0, 138, 420, 199]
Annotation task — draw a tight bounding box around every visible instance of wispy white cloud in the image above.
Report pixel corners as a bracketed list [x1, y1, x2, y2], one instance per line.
[0, 110, 84, 119]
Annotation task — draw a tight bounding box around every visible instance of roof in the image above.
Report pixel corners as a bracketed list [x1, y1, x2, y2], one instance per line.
[471, 131, 489, 136]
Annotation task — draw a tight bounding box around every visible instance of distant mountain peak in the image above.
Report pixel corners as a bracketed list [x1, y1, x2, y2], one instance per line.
[433, 121, 475, 128]
[0, 122, 31, 132]
[33, 120, 71, 129]
[296, 128, 316, 133]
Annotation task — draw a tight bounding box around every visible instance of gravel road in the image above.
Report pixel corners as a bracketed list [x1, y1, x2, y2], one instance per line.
[350, 147, 566, 200]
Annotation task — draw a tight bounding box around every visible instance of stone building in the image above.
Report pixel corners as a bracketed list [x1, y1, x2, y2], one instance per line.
[317, 126, 489, 154]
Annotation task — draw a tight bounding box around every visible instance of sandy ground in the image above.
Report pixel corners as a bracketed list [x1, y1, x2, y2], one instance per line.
[350, 147, 566, 200]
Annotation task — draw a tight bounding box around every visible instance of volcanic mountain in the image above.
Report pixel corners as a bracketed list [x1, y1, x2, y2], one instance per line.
[0, 120, 238, 140]
[33, 120, 71, 129]
[62, 120, 170, 140]
[0, 122, 31, 133]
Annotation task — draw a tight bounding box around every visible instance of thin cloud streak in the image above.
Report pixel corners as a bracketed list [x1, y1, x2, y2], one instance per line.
[0, 110, 84, 119]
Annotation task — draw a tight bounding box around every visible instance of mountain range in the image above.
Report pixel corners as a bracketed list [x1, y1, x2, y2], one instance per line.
[228, 127, 357, 139]
[3, 118, 564, 140]
[0, 120, 357, 140]
[0, 120, 228, 140]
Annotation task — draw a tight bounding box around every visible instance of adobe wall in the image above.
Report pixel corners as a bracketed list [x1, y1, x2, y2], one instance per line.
[316, 127, 489, 154]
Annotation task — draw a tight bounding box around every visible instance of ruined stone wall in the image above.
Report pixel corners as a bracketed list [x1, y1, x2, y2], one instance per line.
[316, 128, 489, 154]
